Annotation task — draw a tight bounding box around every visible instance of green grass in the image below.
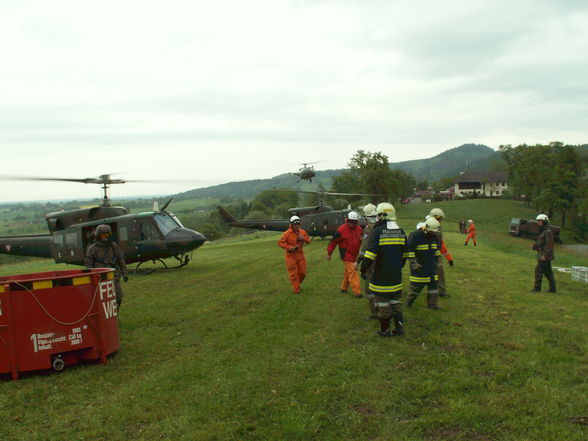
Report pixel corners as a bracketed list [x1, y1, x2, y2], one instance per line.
[1, 202, 588, 440]
[397, 198, 580, 244]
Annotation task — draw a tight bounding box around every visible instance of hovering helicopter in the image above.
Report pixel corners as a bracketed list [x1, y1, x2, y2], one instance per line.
[292, 162, 325, 183]
[218, 189, 380, 239]
[0, 174, 207, 269]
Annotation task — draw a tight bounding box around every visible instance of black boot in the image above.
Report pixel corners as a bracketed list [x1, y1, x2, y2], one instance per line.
[392, 312, 405, 336]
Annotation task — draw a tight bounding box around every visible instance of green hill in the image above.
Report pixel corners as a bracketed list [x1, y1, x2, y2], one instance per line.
[388, 143, 497, 181]
[177, 144, 497, 200]
[1, 199, 588, 440]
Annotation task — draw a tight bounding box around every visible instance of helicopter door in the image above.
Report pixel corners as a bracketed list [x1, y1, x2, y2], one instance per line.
[51, 231, 66, 262]
[52, 229, 84, 264]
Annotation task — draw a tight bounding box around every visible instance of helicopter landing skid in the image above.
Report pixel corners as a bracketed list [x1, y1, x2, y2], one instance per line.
[133, 254, 191, 275]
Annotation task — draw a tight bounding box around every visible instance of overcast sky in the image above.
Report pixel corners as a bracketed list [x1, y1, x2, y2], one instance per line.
[1, 0, 587, 202]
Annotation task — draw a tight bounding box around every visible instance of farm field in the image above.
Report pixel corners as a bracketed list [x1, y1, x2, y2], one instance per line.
[1, 200, 588, 440]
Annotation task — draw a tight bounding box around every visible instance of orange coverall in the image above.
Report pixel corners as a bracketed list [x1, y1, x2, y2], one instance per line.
[465, 223, 477, 245]
[327, 223, 363, 296]
[440, 239, 453, 263]
[278, 226, 311, 293]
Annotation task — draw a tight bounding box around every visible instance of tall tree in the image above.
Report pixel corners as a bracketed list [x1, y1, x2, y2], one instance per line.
[332, 150, 415, 203]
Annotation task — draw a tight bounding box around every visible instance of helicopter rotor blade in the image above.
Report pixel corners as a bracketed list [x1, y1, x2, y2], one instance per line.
[0, 175, 107, 184]
[160, 198, 173, 212]
[267, 188, 381, 198]
[0, 175, 217, 185]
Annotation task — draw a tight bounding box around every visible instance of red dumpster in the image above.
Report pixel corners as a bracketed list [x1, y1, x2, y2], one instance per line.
[0, 268, 120, 380]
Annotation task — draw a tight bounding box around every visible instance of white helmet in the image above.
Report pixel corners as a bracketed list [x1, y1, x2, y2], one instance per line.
[363, 203, 377, 217]
[468, 219, 473, 224]
[289, 215, 301, 224]
[347, 211, 360, 221]
[430, 208, 445, 219]
[424, 217, 440, 232]
[416, 222, 426, 229]
[376, 202, 396, 220]
[536, 214, 549, 222]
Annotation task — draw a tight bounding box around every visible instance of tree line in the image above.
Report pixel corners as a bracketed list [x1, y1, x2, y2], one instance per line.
[499, 142, 587, 235]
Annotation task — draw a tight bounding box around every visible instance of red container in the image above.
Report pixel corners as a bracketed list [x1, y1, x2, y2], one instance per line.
[0, 268, 120, 380]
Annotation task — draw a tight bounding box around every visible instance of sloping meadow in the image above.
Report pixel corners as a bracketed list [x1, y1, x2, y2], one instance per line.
[1, 201, 588, 440]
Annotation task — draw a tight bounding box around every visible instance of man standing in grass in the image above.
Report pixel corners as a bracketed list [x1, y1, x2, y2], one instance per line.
[327, 211, 363, 298]
[531, 214, 556, 293]
[85, 224, 128, 309]
[355, 203, 379, 320]
[406, 217, 442, 310]
[464, 219, 477, 246]
[360, 203, 408, 337]
[278, 216, 311, 294]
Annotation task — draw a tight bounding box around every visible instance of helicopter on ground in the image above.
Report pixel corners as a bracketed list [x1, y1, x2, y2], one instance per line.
[293, 162, 325, 183]
[218, 189, 380, 239]
[0, 174, 207, 269]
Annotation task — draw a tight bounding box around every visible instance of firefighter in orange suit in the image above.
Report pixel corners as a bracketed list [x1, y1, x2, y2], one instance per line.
[278, 216, 311, 294]
[464, 219, 477, 246]
[327, 211, 363, 297]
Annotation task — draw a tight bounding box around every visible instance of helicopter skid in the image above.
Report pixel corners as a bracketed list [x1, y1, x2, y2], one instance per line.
[133, 254, 192, 274]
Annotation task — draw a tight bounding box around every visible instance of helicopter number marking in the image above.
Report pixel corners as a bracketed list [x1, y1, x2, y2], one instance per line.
[99, 280, 118, 319]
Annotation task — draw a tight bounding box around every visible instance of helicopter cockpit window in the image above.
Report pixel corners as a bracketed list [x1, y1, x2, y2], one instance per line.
[154, 214, 180, 236]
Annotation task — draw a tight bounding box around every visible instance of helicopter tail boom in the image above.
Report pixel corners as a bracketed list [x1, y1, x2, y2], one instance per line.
[0, 234, 52, 258]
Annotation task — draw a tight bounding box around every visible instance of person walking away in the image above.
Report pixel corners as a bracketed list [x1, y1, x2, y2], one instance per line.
[531, 214, 556, 293]
[85, 224, 129, 309]
[355, 204, 378, 319]
[429, 208, 454, 297]
[327, 211, 363, 297]
[360, 202, 408, 337]
[278, 216, 311, 294]
[464, 219, 477, 246]
[406, 217, 442, 310]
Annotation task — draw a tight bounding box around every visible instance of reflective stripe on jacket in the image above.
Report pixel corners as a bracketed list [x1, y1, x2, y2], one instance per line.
[362, 220, 407, 297]
[407, 229, 440, 284]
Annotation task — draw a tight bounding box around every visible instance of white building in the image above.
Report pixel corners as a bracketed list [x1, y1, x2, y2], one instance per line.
[454, 171, 509, 198]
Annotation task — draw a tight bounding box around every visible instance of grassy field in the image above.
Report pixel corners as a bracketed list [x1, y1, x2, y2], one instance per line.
[1, 200, 588, 440]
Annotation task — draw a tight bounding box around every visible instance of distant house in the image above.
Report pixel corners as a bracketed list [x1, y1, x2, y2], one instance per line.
[454, 171, 509, 198]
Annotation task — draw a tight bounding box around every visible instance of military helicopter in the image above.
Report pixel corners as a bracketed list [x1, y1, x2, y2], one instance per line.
[218, 189, 380, 239]
[293, 162, 325, 183]
[0, 174, 207, 269]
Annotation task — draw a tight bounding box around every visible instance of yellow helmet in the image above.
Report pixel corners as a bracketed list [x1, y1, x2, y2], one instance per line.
[376, 202, 396, 220]
[424, 217, 440, 232]
[430, 208, 445, 219]
[363, 203, 377, 217]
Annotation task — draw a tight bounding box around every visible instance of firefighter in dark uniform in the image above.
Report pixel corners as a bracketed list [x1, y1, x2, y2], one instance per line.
[406, 217, 442, 310]
[84, 224, 129, 308]
[360, 203, 408, 337]
[355, 203, 378, 320]
[531, 214, 556, 293]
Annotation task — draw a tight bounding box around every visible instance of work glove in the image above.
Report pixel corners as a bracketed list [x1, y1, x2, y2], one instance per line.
[123, 276, 129, 282]
[449, 260, 454, 267]
[410, 261, 422, 272]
